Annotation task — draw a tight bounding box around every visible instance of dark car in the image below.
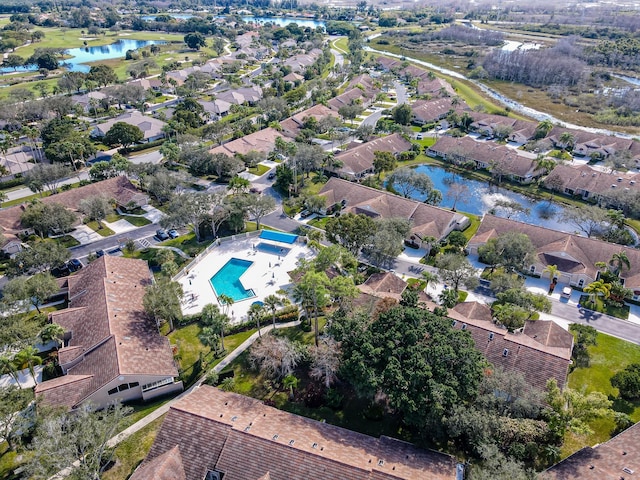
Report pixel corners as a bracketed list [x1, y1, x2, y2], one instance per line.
[267, 172, 276, 180]
[96, 249, 106, 258]
[67, 258, 83, 272]
[168, 229, 179, 239]
[51, 264, 70, 278]
[155, 229, 169, 241]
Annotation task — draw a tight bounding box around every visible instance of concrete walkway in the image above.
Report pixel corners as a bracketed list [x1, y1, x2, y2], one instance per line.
[107, 320, 301, 449]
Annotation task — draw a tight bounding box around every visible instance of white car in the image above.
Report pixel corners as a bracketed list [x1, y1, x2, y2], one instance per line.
[561, 287, 572, 299]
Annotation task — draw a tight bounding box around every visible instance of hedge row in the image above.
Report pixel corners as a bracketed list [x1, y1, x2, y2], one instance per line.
[118, 138, 165, 154]
[176, 304, 300, 331]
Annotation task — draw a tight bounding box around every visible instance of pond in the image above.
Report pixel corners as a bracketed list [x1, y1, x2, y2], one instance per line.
[0, 39, 166, 74]
[140, 13, 326, 28]
[392, 164, 573, 233]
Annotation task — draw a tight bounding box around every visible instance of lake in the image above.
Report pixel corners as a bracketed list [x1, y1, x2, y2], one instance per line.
[0, 39, 165, 74]
[141, 13, 325, 28]
[392, 164, 573, 233]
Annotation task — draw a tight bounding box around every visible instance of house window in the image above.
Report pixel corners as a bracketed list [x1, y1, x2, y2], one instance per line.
[204, 470, 223, 480]
[489, 333, 494, 341]
[461, 324, 467, 331]
[142, 377, 174, 393]
[118, 384, 130, 392]
[503, 348, 509, 357]
[452, 320, 457, 327]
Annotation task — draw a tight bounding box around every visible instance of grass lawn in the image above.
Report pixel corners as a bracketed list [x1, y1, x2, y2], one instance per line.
[414, 137, 437, 149]
[124, 216, 152, 227]
[461, 213, 481, 241]
[86, 221, 115, 237]
[55, 235, 81, 248]
[102, 416, 165, 480]
[159, 232, 211, 257]
[119, 397, 173, 431]
[578, 295, 630, 320]
[2, 191, 51, 208]
[248, 164, 270, 176]
[169, 324, 256, 387]
[332, 37, 349, 54]
[565, 332, 640, 457]
[105, 212, 124, 223]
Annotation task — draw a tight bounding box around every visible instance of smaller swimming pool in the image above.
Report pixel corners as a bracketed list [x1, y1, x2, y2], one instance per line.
[256, 242, 291, 256]
[210, 258, 255, 302]
[259, 230, 298, 244]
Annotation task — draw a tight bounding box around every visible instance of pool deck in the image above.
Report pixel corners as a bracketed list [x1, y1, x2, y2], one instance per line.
[178, 236, 315, 323]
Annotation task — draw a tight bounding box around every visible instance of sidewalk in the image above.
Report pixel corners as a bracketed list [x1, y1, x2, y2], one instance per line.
[107, 320, 301, 448]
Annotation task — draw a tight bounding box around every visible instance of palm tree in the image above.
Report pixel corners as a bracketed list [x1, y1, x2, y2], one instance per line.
[13, 346, 42, 385]
[198, 326, 221, 356]
[609, 251, 631, 276]
[558, 132, 575, 151]
[535, 119, 554, 139]
[543, 264, 559, 281]
[218, 294, 234, 317]
[247, 303, 264, 337]
[583, 280, 611, 306]
[607, 210, 626, 230]
[283, 374, 298, 399]
[264, 294, 284, 329]
[0, 355, 20, 386]
[421, 271, 438, 293]
[535, 155, 557, 174]
[39, 323, 65, 348]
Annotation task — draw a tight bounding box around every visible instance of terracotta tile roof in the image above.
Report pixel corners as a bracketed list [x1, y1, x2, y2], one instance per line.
[209, 127, 284, 157]
[327, 133, 411, 178]
[35, 256, 178, 409]
[545, 421, 640, 479]
[319, 178, 468, 242]
[131, 386, 458, 480]
[469, 215, 640, 291]
[0, 176, 145, 244]
[449, 302, 573, 390]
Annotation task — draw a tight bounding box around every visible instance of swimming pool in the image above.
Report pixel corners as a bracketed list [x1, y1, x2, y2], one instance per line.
[256, 242, 291, 256]
[259, 230, 298, 244]
[210, 258, 255, 302]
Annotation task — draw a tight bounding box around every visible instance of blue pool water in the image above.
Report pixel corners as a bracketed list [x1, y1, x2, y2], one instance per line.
[210, 258, 255, 302]
[260, 230, 298, 244]
[257, 242, 291, 256]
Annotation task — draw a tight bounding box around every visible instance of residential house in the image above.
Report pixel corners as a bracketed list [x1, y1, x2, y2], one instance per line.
[547, 126, 640, 162]
[411, 98, 461, 125]
[209, 127, 284, 157]
[130, 386, 460, 480]
[35, 256, 182, 410]
[216, 86, 263, 106]
[128, 78, 165, 93]
[199, 99, 233, 121]
[324, 133, 411, 180]
[469, 113, 537, 144]
[428, 136, 546, 184]
[328, 74, 378, 112]
[282, 48, 322, 73]
[71, 90, 108, 113]
[544, 421, 640, 479]
[282, 72, 304, 85]
[0, 148, 36, 176]
[93, 111, 167, 143]
[319, 177, 470, 246]
[0, 176, 147, 256]
[450, 302, 574, 391]
[544, 163, 640, 204]
[358, 271, 412, 302]
[280, 104, 339, 139]
[416, 77, 456, 98]
[468, 215, 640, 296]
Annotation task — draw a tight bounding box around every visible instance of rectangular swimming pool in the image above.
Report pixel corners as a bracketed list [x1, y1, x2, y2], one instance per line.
[259, 230, 298, 244]
[210, 258, 255, 302]
[256, 242, 291, 256]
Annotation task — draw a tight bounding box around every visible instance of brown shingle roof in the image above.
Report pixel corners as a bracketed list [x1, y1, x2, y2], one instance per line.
[545, 421, 640, 479]
[131, 445, 187, 480]
[131, 386, 457, 480]
[359, 272, 407, 300]
[469, 215, 640, 291]
[319, 178, 467, 242]
[450, 302, 573, 391]
[0, 176, 145, 243]
[545, 163, 640, 198]
[280, 104, 338, 138]
[35, 256, 178, 409]
[209, 127, 284, 157]
[327, 133, 411, 178]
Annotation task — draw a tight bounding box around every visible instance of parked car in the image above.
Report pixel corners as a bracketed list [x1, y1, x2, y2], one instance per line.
[168, 229, 179, 239]
[51, 264, 70, 278]
[300, 210, 313, 219]
[95, 249, 106, 258]
[155, 229, 169, 241]
[416, 133, 424, 140]
[67, 258, 83, 272]
[561, 287, 572, 299]
[267, 172, 276, 180]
